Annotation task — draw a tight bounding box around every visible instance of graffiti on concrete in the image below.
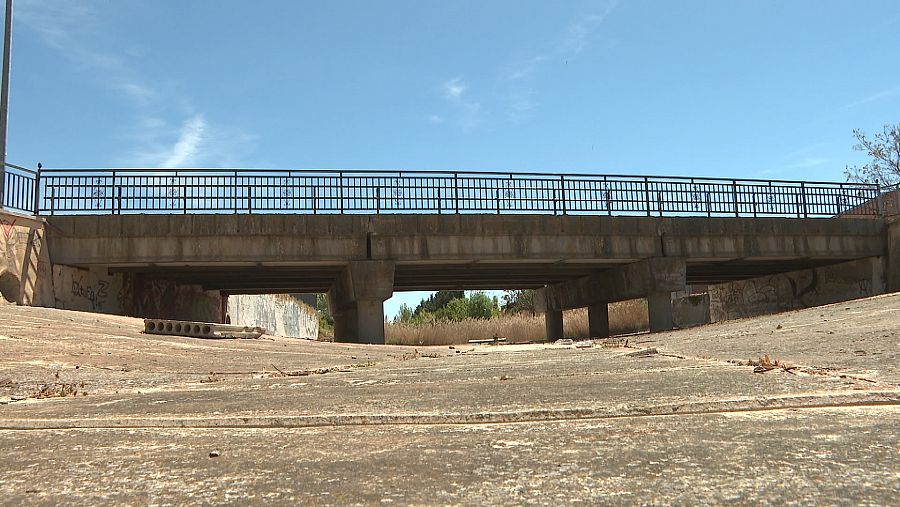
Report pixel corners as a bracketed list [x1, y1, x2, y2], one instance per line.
[71, 277, 110, 311]
[709, 259, 879, 322]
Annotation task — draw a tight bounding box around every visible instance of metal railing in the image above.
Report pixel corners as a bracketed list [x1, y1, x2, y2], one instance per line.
[1, 166, 890, 218]
[1, 163, 36, 214]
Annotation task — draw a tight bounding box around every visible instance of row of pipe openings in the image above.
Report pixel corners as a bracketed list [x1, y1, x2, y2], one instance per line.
[144, 319, 213, 337]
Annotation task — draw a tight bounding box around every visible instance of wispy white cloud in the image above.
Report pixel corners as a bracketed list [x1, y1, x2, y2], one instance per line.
[17, 0, 257, 167]
[432, 2, 619, 129]
[428, 114, 445, 125]
[783, 156, 829, 171]
[559, 1, 619, 57]
[437, 77, 483, 130]
[842, 84, 900, 110]
[443, 77, 467, 100]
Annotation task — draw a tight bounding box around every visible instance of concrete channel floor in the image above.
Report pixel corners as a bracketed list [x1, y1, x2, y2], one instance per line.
[0, 295, 898, 505]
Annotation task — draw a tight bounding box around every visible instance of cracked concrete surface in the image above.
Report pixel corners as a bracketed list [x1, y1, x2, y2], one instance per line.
[0, 294, 898, 505]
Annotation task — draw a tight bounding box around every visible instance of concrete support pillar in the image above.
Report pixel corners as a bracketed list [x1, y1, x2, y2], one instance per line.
[356, 299, 386, 345]
[328, 261, 395, 345]
[545, 309, 564, 341]
[647, 290, 674, 332]
[588, 302, 610, 338]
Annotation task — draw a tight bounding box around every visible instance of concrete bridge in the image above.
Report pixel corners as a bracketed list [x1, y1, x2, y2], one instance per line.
[44, 213, 891, 343]
[2, 166, 898, 344]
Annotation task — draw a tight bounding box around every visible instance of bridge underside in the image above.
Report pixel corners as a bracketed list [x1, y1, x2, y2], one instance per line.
[46, 214, 889, 344]
[108, 258, 856, 294]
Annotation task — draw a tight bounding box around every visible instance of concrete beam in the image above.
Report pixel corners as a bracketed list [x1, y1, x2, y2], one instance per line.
[543, 257, 687, 311]
[328, 261, 395, 344]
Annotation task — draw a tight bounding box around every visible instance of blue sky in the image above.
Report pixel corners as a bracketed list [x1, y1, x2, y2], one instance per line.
[5, 0, 900, 318]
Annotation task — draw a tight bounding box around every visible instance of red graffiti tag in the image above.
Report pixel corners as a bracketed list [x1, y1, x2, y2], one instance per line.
[1, 218, 16, 240]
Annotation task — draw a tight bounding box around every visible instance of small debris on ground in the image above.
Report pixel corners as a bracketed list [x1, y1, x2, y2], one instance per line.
[574, 341, 593, 349]
[208, 450, 220, 458]
[614, 348, 658, 358]
[554, 339, 574, 346]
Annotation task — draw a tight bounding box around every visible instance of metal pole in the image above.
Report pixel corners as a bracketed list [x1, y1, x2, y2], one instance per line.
[0, 0, 14, 206]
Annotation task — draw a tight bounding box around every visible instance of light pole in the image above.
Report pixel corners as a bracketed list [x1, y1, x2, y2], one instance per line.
[0, 0, 13, 206]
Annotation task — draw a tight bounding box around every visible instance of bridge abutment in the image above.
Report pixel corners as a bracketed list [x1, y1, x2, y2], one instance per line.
[328, 261, 395, 344]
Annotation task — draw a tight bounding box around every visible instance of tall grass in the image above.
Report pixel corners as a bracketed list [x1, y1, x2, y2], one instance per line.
[385, 298, 649, 346]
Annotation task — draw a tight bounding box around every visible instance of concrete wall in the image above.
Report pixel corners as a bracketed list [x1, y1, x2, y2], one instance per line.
[673, 293, 711, 329]
[228, 294, 319, 339]
[0, 211, 53, 306]
[888, 218, 900, 293]
[124, 275, 223, 322]
[708, 257, 884, 322]
[52, 264, 125, 314]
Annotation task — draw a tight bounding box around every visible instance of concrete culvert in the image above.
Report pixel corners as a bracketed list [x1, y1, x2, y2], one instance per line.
[164, 322, 173, 333]
[191, 324, 201, 334]
[0, 271, 21, 304]
[174, 323, 183, 333]
[202, 325, 212, 335]
[146, 321, 157, 332]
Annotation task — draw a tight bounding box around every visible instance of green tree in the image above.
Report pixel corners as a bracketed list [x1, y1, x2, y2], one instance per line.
[502, 289, 537, 314]
[467, 291, 500, 319]
[394, 303, 415, 324]
[414, 290, 465, 316]
[845, 124, 900, 185]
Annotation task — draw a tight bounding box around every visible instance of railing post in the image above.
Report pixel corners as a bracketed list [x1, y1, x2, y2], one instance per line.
[339, 171, 344, 214]
[560, 175, 567, 215]
[454, 172, 459, 214]
[233, 171, 238, 214]
[32, 163, 41, 216]
[112, 169, 119, 215]
[731, 180, 739, 217]
[247, 184, 252, 214]
[800, 181, 807, 218]
[875, 181, 883, 217]
[49, 185, 54, 216]
[376, 185, 380, 214]
[644, 177, 651, 216]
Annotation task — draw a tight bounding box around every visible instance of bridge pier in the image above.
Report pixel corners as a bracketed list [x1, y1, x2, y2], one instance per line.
[588, 302, 610, 338]
[540, 257, 687, 338]
[647, 290, 675, 332]
[545, 309, 564, 341]
[328, 261, 395, 344]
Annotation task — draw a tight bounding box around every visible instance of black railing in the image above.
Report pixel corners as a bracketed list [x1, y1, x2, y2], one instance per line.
[1, 166, 889, 218]
[1, 163, 37, 214]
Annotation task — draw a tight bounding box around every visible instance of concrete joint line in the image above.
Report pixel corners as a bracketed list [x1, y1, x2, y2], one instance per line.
[1, 390, 896, 431]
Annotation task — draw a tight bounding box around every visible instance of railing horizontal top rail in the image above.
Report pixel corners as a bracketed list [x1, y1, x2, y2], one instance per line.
[2, 165, 890, 218]
[34, 166, 879, 187]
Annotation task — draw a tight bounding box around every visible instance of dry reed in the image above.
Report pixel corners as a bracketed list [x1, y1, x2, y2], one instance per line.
[385, 298, 649, 346]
